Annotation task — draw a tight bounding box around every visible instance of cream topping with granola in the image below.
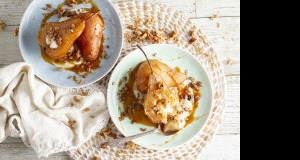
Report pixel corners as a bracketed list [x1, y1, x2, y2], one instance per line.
[118, 59, 202, 133]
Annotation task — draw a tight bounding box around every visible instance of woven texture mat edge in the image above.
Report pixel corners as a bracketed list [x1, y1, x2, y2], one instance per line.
[67, 1, 227, 159]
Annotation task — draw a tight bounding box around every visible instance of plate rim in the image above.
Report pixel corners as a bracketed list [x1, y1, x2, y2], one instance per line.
[18, 0, 124, 88]
[107, 43, 214, 150]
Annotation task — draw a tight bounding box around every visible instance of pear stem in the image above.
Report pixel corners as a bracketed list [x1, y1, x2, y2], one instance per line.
[85, 10, 101, 21]
[137, 45, 153, 74]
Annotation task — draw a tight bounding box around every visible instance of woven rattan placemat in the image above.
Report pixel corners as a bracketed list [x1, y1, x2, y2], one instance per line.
[67, 1, 227, 159]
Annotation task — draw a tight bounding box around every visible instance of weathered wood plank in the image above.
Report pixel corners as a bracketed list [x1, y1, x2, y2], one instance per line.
[196, 0, 240, 17]
[0, 0, 33, 26]
[0, 26, 23, 65]
[0, 141, 70, 160]
[191, 17, 240, 75]
[198, 134, 240, 160]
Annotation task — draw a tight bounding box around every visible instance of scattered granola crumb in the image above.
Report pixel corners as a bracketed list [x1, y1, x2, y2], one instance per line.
[217, 22, 221, 28]
[101, 142, 109, 149]
[0, 21, 4, 30]
[227, 59, 232, 64]
[68, 120, 76, 127]
[210, 14, 219, 21]
[153, 53, 157, 57]
[101, 127, 112, 136]
[140, 128, 147, 132]
[90, 115, 95, 119]
[46, 4, 52, 8]
[104, 53, 108, 59]
[126, 141, 137, 149]
[82, 108, 90, 113]
[57, 67, 63, 72]
[189, 38, 197, 44]
[73, 96, 83, 103]
[14, 27, 19, 36]
[43, 4, 52, 10]
[81, 90, 88, 96]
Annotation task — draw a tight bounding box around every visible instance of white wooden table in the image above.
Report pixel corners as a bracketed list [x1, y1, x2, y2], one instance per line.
[0, 0, 240, 159]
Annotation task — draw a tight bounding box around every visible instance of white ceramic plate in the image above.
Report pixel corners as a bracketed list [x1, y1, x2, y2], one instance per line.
[107, 44, 213, 150]
[19, 0, 123, 88]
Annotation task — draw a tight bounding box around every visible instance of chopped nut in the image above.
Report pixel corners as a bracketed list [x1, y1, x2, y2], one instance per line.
[101, 142, 108, 149]
[46, 4, 52, 8]
[189, 38, 197, 44]
[126, 141, 137, 149]
[55, 35, 62, 44]
[14, 27, 19, 36]
[140, 128, 147, 132]
[169, 30, 178, 39]
[57, 67, 63, 72]
[227, 59, 232, 64]
[0, 21, 4, 30]
[82, 108, 90, 113]
[101, 127, 112, 136]
[68, 120, 76, 127]
[104, 53, 108, 59]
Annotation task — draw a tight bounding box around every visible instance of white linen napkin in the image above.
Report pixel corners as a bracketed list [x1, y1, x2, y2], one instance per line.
[0, 62, 110, 157]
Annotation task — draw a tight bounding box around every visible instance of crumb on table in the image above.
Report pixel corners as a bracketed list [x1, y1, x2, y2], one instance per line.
[0, 21, 5, 30]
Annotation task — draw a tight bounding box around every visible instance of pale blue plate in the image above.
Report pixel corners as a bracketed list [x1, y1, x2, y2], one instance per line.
[19, 0, 123, 88]
[107, 44, 213, 150]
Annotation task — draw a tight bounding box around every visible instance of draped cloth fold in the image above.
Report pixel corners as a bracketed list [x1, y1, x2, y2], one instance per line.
[0, 62, 110, 157]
